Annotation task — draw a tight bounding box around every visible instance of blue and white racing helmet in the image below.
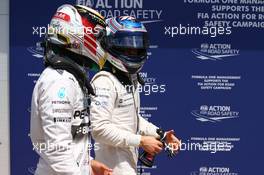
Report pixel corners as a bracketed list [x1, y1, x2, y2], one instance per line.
[103, 16, 149, 74]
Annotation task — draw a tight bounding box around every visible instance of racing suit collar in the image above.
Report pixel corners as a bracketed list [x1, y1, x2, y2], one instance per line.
[45, 54, 95, 95]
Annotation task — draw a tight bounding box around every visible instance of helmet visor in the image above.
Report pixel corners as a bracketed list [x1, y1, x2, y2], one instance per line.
[107, 31, 149, 59]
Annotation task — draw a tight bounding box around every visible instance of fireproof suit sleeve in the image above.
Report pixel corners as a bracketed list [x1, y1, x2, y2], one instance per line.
[37, 78, 81, 175]
[137, 89, 159, 138]
[138, 116, 159, 138]
[90, 76, 142, 148]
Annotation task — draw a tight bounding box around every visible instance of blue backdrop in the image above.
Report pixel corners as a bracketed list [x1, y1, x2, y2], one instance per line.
[10, 0, 264, 174]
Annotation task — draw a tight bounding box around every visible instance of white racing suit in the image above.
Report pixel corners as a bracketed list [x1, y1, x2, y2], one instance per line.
[30, 67, 92, 175]
[90, 71, 159, 175]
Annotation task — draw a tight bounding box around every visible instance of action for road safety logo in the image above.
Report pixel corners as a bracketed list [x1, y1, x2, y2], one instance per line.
[191, 105, 239, 123]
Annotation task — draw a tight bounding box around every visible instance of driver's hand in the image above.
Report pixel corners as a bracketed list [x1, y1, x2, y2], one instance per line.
[165, 130, 181, 153]
[91, 160, 113, 175]
[140, 136, 163, 156]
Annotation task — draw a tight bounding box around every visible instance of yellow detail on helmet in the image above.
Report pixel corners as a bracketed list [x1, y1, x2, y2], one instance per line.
[99, 53, 107, 69]
[76, 5, 104, 20]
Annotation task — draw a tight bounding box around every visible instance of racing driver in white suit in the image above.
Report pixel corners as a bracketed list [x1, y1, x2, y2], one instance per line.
[90, 16, 181, 175]
[30, 4, 112, 175]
